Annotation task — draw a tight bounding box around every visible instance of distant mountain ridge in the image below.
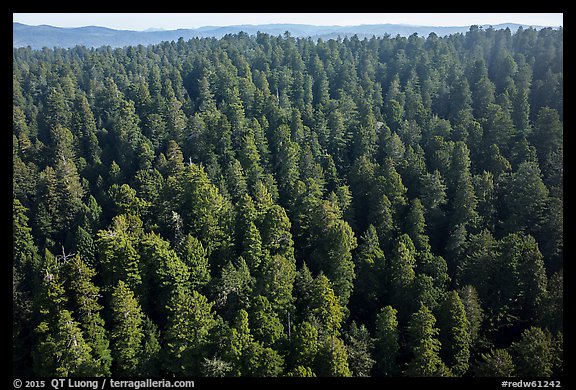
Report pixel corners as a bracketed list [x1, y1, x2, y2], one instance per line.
[13, 21, 558, 49]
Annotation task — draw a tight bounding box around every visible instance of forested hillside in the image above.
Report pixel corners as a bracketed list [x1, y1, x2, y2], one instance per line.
[13, 26, 563, 377]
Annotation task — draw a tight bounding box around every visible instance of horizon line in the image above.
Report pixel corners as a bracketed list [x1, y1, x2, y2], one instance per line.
[14, 21, 562, 32]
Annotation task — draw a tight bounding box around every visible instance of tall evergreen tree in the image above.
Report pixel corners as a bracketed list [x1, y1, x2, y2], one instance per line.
[405, 303, 451, 377]
[374, 305, 400, 376]
[163, 286, 217, 375]
[139, 232, 190, 322]
[457, 285, 484, 350]
[473, 349, 516, 377]
[345, 322, 376, 377]
[436, 291, 471, 376]
[109, 280, 145, 376]
[176, 234, 211, 291]
[289, 320, 318, 371]
[512, 326, 553, 377]
[315, 335, 351, 377]
[63, 255, 112, 376]
[309, 274, 345, 338]
[351, 225, 386, 323]
[96, 215, 142, 293]
[34, 309, 93, 377]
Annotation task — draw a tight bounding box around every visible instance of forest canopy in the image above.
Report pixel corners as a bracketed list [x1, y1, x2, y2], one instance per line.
[13, 25, 563, 378]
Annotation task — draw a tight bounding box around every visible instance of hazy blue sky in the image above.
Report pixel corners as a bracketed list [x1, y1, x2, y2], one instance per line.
[13, 13, 563, 31]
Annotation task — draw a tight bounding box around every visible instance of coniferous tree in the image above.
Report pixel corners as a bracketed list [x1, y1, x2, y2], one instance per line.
[109, 280, 145, 376]
[213, 258, 254, 319]
[138, 316, 161, 376]
[446, 142, 478, 238]
[540, 270, 562, 333]
[404, 198, 431, 253]
[405, 303, 451, 377]
[345, 322, 376, 377]
[286, 365, 316, 377]
[315, 335, 351, 377]
[176, 234, 211, 291]
[13, 265, 33, 376]
[309, 274, 345, 338]
[176, 162, 234, 262]
[436, 291, 471, 376]
[374, 305, 400, 376]
[512, 326, 553, 377]
[248, 295, 285, 348]
[71, 93, 101, 165]
[63, 255, 112, 376]
[96, 215, 142, 293]
[351, 225, 386, 323]
[500, 160, 549, 237]
[34, 309, 94, 377]
[139, 232, 190, 322]
[163, 286, 217, 375]
[457, 285, 484, 350]
[289, 320, 318, 372]
[225, 309, 259, 376]
[32, 250, 81, 376]
[13, 199, 41, 286]
[388, 234, 417, 317]
[530, 107, 562, 185]
[473, 349, 516, 377]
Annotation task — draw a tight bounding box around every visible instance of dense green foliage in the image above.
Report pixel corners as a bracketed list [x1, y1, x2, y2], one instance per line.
[13, 26, 562, 377]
